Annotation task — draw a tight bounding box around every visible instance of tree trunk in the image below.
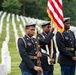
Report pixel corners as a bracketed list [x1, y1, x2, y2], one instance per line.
[23, 1, 25, 16]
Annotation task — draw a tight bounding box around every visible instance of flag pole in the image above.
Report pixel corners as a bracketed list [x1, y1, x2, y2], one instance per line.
[49, 21, 53, 59]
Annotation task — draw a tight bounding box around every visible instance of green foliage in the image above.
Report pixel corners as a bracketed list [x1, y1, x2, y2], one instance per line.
[63, 0, 76, 25]
[2, 0, 22, 14]
[25, 0, 49, 20]
[38, 0, 49, 20]
[19, 0, 38, 3]
[20, 0, 76, 26]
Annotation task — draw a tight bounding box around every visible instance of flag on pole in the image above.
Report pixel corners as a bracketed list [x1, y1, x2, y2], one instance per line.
[47, 0, 64, 33]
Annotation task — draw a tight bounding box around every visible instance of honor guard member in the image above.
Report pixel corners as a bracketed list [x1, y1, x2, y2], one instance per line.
[56, 17, 76, 75]
[18, 23, 54, 75]
[38, 22, 56, 75]
[18, 23, 42, 75]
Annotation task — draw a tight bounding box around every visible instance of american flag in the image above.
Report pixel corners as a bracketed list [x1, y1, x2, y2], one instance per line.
[47, 0, 64, 33]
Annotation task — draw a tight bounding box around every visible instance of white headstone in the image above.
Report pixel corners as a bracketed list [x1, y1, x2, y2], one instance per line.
[16, 15, 20, 22]
[7, 13, 11, 22]
[0, 12, 7, 35]
[20, 16, 26, 27]
[19, 24, 25, 36]
[0, 64, 7, 75]
[12, 14, 19, 50]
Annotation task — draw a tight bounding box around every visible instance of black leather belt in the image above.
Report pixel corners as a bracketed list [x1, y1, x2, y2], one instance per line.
[65, 47, 74, 51]
[29, 56, 37, 59]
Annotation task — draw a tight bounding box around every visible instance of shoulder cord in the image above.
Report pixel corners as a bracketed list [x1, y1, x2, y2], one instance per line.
[40, 34, 50, 55]
[21, 37, 27, 48]
[60, 33, 64, 40]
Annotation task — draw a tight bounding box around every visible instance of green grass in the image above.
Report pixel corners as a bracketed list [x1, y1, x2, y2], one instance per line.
[54, 63, 61, 75]
[0, 12, 61, 75]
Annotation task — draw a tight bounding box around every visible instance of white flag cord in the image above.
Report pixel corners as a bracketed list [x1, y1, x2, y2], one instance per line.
[40, 33, 53, 65]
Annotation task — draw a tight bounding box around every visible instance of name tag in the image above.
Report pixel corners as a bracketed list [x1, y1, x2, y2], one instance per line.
[65, 37, 69, 40]
[27, 42, 32, 46]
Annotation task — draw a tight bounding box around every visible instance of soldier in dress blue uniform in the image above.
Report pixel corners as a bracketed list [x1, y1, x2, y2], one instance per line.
[56, 17, 76, 75]
[18, 23, 54, 75]
[38, 22, 56, 75]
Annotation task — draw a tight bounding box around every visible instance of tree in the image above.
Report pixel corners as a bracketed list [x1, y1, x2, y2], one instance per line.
[24, 0, 76, 25]
[0, 0, 3, 10]
[63, 0, 76, 25]
[19, 0, 39, 16]
[2, 0, 22, 14]
[38, 0, 49, 20]
[23, 0, 49, 20]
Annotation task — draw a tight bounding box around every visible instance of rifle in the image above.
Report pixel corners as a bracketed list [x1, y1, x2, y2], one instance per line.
[48, 22, 53, 65]
[50, 22, 53, 59]
[36, 29, 42, 75]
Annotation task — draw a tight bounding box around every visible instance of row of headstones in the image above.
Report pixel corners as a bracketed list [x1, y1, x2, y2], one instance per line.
[0, 11, 24, 50]
[0, 11, 11, 35]
[0, 11, 46, 38]
[0, 22, 11, 75]
[12, 14, 19, 50]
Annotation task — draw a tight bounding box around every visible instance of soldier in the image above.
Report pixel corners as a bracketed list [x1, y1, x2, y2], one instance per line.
[18, 23, 54, 75]
[56, 17, 76, 75]
[38, 22, 56, 75]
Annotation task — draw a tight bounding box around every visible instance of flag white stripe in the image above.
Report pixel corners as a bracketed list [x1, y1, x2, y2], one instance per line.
[59, 0, 63, 5]
[48, 2, 64, 27]
[52, 0, 63, 17]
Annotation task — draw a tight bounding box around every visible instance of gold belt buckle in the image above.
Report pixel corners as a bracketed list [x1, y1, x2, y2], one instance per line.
[70, 48, 74, 51]
[34, 56, 37, 59]
[67, 48, 74, 51]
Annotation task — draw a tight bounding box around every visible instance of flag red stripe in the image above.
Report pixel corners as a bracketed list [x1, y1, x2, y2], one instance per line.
[47, 0, 64, 32]
[47, 7, 63, 29]
[48, 0, 63, 23]
[55, 0, 62, 10]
